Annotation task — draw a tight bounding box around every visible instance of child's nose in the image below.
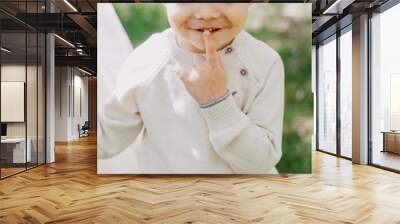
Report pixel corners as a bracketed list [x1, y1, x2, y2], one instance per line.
[193, 4, 221, 20]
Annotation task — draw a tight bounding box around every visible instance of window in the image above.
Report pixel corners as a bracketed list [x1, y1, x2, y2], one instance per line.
[0, 1, 47, 179]
[370, 2, 400, 171]
[317, 35, 337, 154]
[339, 27, 352, 158]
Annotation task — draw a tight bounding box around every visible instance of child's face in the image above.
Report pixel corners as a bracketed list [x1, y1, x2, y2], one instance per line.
[165, 3, 249, 53]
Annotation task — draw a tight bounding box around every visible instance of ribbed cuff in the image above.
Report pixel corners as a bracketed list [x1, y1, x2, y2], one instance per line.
[199, 90, 231, 108]
[200, 95, 248, 131]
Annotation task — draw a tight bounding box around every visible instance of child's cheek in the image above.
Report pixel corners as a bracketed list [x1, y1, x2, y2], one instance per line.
[172, 15, 188, 31]
[228, 7, 248, 26]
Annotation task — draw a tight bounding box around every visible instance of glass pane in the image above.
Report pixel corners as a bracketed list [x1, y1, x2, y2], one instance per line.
[38, 32, 45, 165]
[371, 3, 400, 171]
[1, 31, 27, 177]
[312, 45, 316, 150]
[340, 29, 352, 158]
[25, 0, 38, 169]
[318, 36, 337, 154]
[0, 1, 46, 178]
[27, 31, 38, 169]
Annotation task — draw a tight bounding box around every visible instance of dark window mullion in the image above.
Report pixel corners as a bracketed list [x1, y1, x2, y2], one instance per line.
[316, 44, 320, 151]
[25, 0, 28, 171]
[336, 28, 341, 157]
[367, 11, 373, 165]
[36, 0, 39, 167]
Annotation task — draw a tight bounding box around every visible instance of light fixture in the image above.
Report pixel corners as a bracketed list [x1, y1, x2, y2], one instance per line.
[78, 67, 92, 76]
[1, 47, 11, 53]
[54, 34, 75, 48]
[63, 0, 78, 12]
[76, 48, 86, 56]
[322, 0, 354, 15]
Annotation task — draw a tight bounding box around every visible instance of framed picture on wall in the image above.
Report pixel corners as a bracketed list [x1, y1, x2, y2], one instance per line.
[1, 81, 25, 122]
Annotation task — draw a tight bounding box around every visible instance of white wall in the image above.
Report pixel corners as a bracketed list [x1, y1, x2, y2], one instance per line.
[71, 73, 89, 138]
[1, 63, 46, 164]
[1, 65, 41, 138]
[55, 67, 89, 141]
[1, 65, 26, 135]
[55, 66, 68, 141]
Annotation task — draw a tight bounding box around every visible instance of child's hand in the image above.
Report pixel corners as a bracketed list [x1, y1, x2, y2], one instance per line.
[177, 30, 228, 105]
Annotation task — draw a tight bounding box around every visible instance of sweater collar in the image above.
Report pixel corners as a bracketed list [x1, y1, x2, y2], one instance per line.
[165, 28, 246, 71]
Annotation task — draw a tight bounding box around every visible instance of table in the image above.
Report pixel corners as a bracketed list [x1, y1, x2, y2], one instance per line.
[381, 131, 400, 154]
[1, 138, 32, 163]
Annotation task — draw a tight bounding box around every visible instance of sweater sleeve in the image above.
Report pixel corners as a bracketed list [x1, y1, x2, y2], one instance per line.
[200, 59, 284, 174]
[98, 86, 144, 159]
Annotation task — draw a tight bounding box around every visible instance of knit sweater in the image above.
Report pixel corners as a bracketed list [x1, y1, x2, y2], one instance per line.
[98, 28, 285, 174]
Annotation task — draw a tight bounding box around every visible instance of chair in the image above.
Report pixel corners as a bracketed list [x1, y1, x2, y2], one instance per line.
[79, 121, 90, 138]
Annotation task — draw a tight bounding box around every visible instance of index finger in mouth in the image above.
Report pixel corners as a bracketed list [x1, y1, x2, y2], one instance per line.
[203, 30, 219, 66]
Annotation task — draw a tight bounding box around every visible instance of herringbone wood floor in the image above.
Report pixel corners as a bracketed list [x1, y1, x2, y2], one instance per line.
[1, 135, 400, 224]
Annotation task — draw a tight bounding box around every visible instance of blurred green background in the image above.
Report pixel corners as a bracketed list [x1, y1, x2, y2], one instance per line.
[113, 3, 312, 173]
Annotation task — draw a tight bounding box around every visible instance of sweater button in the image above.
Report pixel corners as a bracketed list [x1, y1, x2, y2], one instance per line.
[225, 47, 233, 54]
[240, 68, 247, 76]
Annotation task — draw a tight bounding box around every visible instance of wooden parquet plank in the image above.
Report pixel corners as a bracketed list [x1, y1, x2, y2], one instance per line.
[0, 134, 399, 223]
